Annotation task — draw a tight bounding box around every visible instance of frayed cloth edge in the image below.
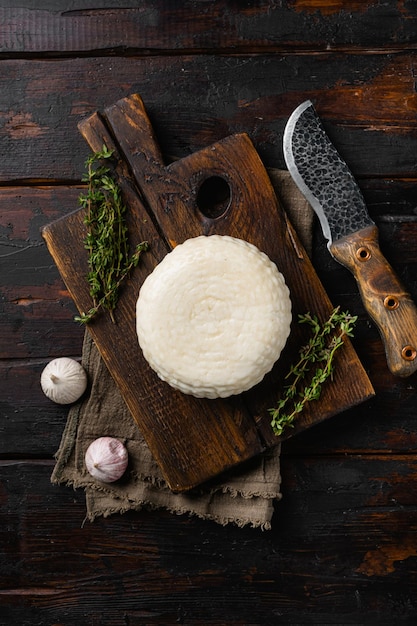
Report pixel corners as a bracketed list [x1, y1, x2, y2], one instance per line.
[52, 472, 282, 502]
[128, 470, 282, 500]
[86, 498, 273, 531]
[51, 478, 276, 530]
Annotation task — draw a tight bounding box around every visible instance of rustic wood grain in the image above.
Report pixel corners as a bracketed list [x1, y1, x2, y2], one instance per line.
[1, 54, 417, 181]
[1, 458, 417, 624]
[1, 0, 417, 622]
[329, 224, 417, 377]
[1, 2, 417, 54]
[0, 361, 70, 457]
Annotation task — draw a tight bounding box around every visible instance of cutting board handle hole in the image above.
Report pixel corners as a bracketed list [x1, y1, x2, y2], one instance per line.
[196, 175, 231, 219]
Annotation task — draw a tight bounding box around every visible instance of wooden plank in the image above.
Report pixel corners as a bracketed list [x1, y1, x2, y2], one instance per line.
[1, 2, 416, 54]
[42, 122, 267, 492]
[0, 186, 83, 286]
[0, 185, 85, 358]
[0, 283, 82, 359]
[103, 94, 374, 427]
[0, 361, 70, 456]
[0, 55, 417, 182]
[43, 95, 374, 490]
[1, 458, 417, 623]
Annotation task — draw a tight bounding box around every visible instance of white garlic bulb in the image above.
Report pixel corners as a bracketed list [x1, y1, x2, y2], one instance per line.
[40, 357, 88, 404]
[85, 437, 128, 483]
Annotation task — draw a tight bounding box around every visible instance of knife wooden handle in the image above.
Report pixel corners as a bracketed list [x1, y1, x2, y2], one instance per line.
[330, 224, 417, 377]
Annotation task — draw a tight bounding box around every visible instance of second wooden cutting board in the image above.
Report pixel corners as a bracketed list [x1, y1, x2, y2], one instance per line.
[42, 94, 374, 492]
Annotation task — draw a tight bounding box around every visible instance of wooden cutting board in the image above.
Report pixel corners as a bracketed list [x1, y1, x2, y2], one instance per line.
[42, 94, 374, 492]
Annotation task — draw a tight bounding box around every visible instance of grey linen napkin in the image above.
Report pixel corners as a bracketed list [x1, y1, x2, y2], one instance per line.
[51, 170, 313, 529]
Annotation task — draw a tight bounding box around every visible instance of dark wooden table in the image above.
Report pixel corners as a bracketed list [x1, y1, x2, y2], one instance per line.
[1, 2, 417, 624]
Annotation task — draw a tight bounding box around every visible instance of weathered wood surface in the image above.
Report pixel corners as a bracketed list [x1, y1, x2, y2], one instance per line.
[1, 457, 416, 624]
[1, 54, 417, 181]
[1, 1, 417, 53]
[42, 93, 372, 490]
[1, 0, 417, 623]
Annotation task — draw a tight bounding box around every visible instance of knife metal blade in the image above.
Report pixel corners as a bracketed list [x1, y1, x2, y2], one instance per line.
[283, 100, 417, 377]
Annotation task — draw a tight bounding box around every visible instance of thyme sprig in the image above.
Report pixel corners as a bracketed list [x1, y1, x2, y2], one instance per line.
[269, 307, 357, 437]
[74, 146, 148, 324]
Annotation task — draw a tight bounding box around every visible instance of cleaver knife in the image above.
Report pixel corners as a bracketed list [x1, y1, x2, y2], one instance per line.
[283, 100, 417, 377]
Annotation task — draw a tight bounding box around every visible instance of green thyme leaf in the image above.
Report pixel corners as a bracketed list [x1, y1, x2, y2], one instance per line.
[76, 146, 148, 324]
[269, 306, 357, 437]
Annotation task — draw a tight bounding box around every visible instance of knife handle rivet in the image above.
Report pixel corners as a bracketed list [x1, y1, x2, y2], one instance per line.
[356, 247, 371, 262]
[384, 295, 399, 310]
[402, 345, 417, 362]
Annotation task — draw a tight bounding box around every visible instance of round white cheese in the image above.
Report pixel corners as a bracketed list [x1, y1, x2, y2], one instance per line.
[136, 235, 292, 399]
